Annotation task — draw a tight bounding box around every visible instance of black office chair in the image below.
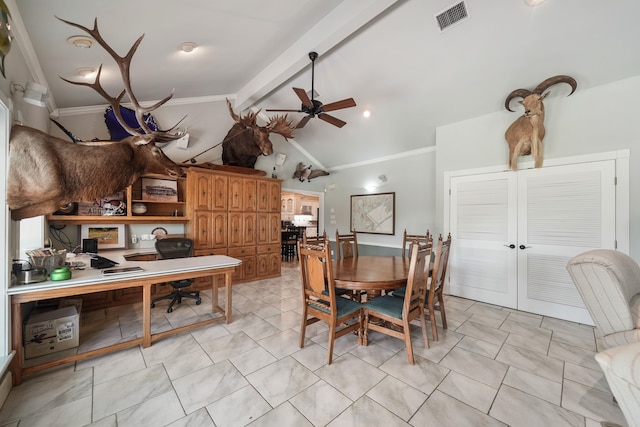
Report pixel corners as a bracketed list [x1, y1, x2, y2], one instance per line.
[150, 238, 202, 313]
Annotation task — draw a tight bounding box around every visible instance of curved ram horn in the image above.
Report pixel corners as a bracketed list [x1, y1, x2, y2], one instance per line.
[533, 75, 577, 96]
[504, 88, 533, 112]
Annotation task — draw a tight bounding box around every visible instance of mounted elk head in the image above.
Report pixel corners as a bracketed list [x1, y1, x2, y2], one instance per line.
[7, 17, 185, 220]
[222, 99, 295, 169]
[504, 75, 577, 171]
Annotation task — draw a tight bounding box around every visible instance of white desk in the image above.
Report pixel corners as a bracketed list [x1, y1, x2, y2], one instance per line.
[8, 254, 241, 385]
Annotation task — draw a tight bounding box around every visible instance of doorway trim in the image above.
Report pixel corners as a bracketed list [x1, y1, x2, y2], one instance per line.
[281, 187, 325, 236]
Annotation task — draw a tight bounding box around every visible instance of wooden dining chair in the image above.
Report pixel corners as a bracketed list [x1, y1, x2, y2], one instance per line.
[401, 229, 431, 258]
[428, 233, 451, 341]
[335, 229, 358, 259]
[297, 241, 364, 364]
[303, 231, 328, 246]
[363, 242, 432, 364]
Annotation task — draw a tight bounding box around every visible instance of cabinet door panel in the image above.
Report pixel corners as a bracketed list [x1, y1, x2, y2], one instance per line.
[211, 211, 228, 248]
[257, 180, 269, 211]
[256, 213, 269, 245]
[193, 210, 212, 249]
[269, 181, 281, 212]
[243, 178, 257, 212]
[228, 177, 243, 211]
[228, 212, 243, 247]
[243, 212, 257, 246]
[212, 175, 228, 211]
[194, 173, 212, 211]
[268, 213, 281, 244]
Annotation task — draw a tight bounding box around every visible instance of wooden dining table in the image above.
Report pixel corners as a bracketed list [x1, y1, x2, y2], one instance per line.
[332, 255, 410, 292]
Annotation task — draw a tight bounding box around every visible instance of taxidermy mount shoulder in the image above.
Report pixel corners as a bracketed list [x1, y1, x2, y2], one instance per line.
[293, 162, 329, 182]
[221, 99, 295, 169]
[7, 17, 185, 221]
[504, 75, 576, 171]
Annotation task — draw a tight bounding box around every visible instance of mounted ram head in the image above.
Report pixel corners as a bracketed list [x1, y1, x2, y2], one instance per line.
[504, 75, 577, 171]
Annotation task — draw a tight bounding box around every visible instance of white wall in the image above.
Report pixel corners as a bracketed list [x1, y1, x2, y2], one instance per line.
[436, 76, 640, 258]
[323, 150, 436, 248]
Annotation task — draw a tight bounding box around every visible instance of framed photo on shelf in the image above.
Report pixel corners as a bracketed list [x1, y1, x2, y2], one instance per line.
[141, 178, 178, 202]
[350, 192, 395, 235]
[80, 224, 126, 249]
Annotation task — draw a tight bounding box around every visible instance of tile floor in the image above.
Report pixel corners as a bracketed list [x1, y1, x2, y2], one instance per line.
[0, 262, 628, 427]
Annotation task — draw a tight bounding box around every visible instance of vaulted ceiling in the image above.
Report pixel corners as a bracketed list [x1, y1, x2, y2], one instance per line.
[11, 0, 640, 170]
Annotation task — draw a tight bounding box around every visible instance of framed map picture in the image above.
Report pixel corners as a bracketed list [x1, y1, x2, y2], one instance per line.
[350, 192, 395, 235]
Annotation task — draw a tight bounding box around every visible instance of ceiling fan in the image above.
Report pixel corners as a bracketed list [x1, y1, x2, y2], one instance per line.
[266, 51, 356, 129]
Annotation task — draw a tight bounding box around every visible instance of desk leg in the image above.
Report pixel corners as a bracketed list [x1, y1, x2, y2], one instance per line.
[142, 284, 152, 348]
[225, 271, 232, 324]
[10, 301, 23, 385]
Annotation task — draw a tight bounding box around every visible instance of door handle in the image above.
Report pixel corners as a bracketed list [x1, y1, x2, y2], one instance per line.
[519, 245, 531, 250]
[504, 244, 516, 249]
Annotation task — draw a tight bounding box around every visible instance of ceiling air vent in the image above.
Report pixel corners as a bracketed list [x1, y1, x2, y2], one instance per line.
[435, 1, 469, 32]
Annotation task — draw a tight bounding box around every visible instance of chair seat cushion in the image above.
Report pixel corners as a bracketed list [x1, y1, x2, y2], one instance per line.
[366, 295, 403, 319]
[312, 296, 362, 317]
[392, 287, 406, 298]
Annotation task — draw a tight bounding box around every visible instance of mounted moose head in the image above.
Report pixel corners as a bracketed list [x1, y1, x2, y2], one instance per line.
[504, 75, 577, 171]
[222, 99, 295, 169]
[7, 17, 185, 220]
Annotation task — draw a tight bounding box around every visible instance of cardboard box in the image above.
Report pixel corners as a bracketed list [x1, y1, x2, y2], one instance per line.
[24, 306, 79, 359]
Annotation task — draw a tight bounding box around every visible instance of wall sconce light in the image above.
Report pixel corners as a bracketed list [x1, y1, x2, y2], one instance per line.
[10, 82, 49, 107]
[176, 133, 190, 149]
[524, 0, 545, 6]
[275, 153, 287, 166]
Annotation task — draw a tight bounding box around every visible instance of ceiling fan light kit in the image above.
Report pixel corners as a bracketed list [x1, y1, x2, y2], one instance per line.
[267, 51, 356, 128]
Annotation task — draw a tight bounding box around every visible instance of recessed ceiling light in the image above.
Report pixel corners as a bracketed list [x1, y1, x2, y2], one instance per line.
[67, 35, 94, 48]
[363, 110, 371, 118]
[178, 42, 197, 53]
[76, 67, 97, 78]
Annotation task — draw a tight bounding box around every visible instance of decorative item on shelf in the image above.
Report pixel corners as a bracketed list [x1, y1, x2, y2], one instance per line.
[132, 203, 147, 214]
[55, 202, 76, 215]
[142, 178, 178, 202]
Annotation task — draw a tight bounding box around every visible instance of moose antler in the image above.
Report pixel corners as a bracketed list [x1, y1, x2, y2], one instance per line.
[267, 115, 295, 140]
[56, 17, 183, 140]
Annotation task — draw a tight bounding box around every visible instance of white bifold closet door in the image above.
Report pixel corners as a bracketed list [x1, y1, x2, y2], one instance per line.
[449, 160, 616, 324]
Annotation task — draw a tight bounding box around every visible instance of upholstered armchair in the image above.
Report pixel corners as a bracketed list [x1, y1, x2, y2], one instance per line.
[566, 249, 640, 348]
[595, 341, 640, 427]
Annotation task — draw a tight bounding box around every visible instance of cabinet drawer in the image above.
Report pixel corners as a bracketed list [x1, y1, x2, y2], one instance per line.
[227, 246, 257, 257]
[257, 244, 280, 254]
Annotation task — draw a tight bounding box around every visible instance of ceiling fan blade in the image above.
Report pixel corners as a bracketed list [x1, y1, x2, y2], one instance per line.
[265, 109, 303, 112]
[296, 115, 312, 128]
[293, 87, 313, 108]
[321, 98, 356, 112]
[318, 113, 346, 128]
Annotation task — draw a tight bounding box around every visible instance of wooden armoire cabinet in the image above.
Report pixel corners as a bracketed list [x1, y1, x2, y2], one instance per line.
[185, 167, 281, 287]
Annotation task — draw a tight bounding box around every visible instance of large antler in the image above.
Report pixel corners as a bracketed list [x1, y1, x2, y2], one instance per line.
[266, 115, 295, 140]
[226, 98, 294, 139]
[57, 17, 183, 140]
[505, 75, 577, 112]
